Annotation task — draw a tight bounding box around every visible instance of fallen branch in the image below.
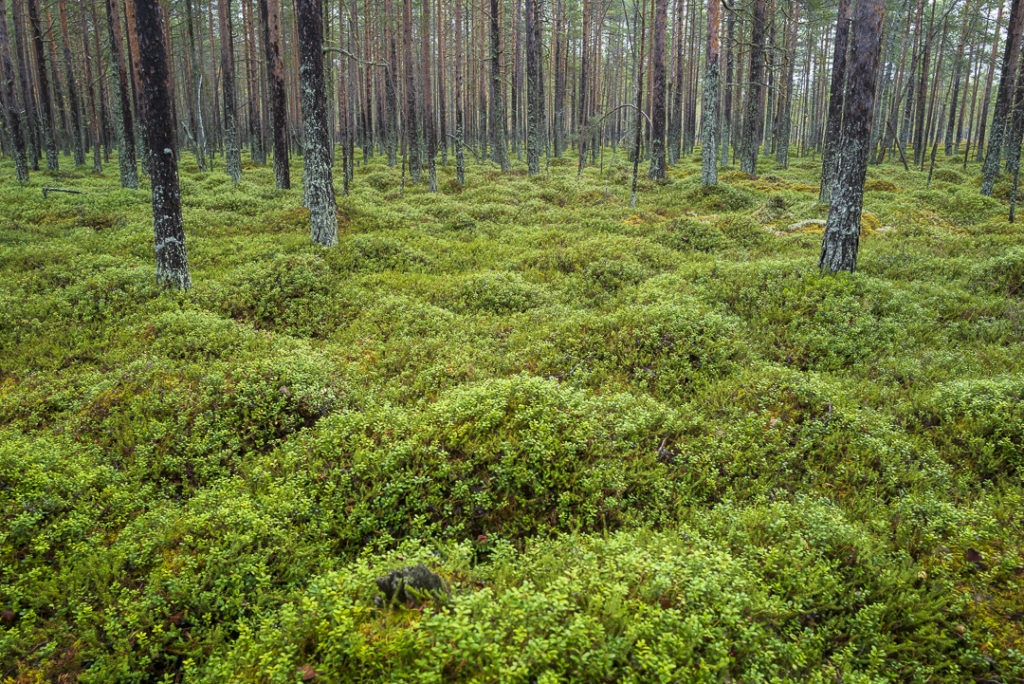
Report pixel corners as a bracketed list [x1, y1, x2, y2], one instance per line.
[42, 187, 84, 198]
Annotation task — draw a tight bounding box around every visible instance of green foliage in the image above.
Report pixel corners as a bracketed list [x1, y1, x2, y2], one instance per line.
[1, 149, 1023, 682]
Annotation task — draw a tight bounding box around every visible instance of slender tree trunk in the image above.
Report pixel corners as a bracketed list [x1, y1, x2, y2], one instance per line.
[700, 0, 720, 184]
[721, 6, 733, 166]
[489, 0, 509, 170]
[402, 0, 419, 181]
[977, 5, 1002, 162]
[944, 0, 971, 155]
[56, 0, 85, 166]
[455, 0, 466, 182]
[259, 0, 289, 188]
[630, 0, 647, 207]
[0, 0, 28, 181]
[740, 0, 765, 175]
[423, 0, 438, 190]
[981, 0, 1023, 195]
[775, 0, 798, 167]
[818, 0, 851, 203]
[648, 0, 667, 178]
[105, 0, 138, 187]
[79, 0, 101, 172]
[133, 0, 191, 289]
[27, 0, 57, 169]
[219, 0, 241, 181]
[525, 0, 543, 175]
[296, 0, 338, 245]
[820, 0, 885, 274]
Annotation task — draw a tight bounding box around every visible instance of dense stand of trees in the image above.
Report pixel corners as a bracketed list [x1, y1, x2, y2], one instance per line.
[0, 0, 1020, 279]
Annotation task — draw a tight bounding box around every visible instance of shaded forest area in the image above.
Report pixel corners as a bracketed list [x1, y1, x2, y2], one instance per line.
[2, 0, 1024, 679]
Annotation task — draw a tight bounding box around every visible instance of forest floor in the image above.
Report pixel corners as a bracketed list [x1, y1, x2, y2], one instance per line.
[1, 147, 1023, 681]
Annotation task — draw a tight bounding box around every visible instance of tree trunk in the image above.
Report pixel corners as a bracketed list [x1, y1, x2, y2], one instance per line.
[630, 0, 647, 207]
[977, 5, 1002, 162]
[820, 0, 885, 274]
[818, 0, 851, 203]
[525, 0, 543, 175]
[296, 0, 338, 246]
[489, 0, 509, 170]
[455, 0, 466, 182]
[401, 0, 419, 181]
[648, 0, 668, 179]
[133, 0, 191, 289]
[27, 0, 58, 169]
[700, 0, 720, 184]
[739, 0, 765, 175]
[981, 0, 1024, 196]
[219, 0, 241, 181]
[105, 0, 138, 187]
[0, 0, 28, 181]
[422, 0, 438, 190]
[774, 0, 798, 167]
[259, 0, 289, 188]
[721, 6, 733, 166]
[57, 0, 85, 166]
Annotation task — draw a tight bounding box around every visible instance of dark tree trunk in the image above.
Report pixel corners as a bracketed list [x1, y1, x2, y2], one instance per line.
[133, 0, 191, 289]
[630, 0, 647, 207]
[977, 5, 1002, 162]
[295, 0, 338, 245]
[455, 0, 466, 182]
[489, 0, 509, 170]
[11, 0, 39, 170]
[525, 0, 544, 176]
[383, 0, 398, 167]
[80, 0, 102, 172]
[740, 0, 765, 175]
[701, 0, 720, 184]
[981, 0, 1024, 196]
[721, 6, 733, 166]
[259, 0, 289, 188]
[944, 0, 971, 156]
[0, 0, 28, 181]
[401, 0, 418, 182]
[648, 0, 667, 179]
[774, 0, 798, 167]
[818, 0, 850, 203]
[820, 0, 885, 274]
[914, 0, 935, 164]
[552, 0, 565, 157]
[668, 0, 683, 163]
[57, 0, 85, 166]
[27, 0, 58, 169]
[105, 0, 138, 187]
[422, 0, 437, 190]
[219, 0, 241, 181]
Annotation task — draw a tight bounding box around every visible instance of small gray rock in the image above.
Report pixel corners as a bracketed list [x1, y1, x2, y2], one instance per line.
[375, 564, 448, 606]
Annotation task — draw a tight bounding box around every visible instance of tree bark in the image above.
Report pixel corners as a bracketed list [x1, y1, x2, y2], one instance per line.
[219, 0, 241, 181]
[296, 0, 338, 246]
[648, 0, 668, 179]
[27, 0, 57, 169]
[701, 0, 720, 184]
[105, 0, 138, 187]
[0, 0, 28, 181]
[739, 0, 765, 175]
[259, 0, 289, 188]
[133, 0, 191, 289]
[57, 0, 85, 166]
[818, 0, 850, 203]
[981, 0, 1024, 196]
[820, 0, 885, 274]
[489, 0, 509, 170]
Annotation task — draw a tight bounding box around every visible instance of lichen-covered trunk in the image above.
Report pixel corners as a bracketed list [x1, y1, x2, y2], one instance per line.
[981, 0, 1024, 196]
[525, 0, 543, 176]
[57, 0, 85, 166]
[80, 0, 102, 173]
[721, 7, 733, 167]
[259, 0, 289, 188]
[820, 0, 885, 274]
[0, 0, 28, 182]
[296, 0, 338, 246]
[383, 0, 398, 167]
[818, 0, 850, 203]
[552, 0, 565, 158]
[630, 0, 647, 208]
[133, 0, 191, 290]
[976, 5, 1001, 163]
[701, 0, 720, 186]
[27, 0, 57, 170]
[219, 0, 241, 182]
[668, 0, 683, 164]
[105, 0, 138, 188]
[647, 0, 667, 179]
[401, 0, 419, 183]
[454, 0, 465, 183]
[774, 0, 798, 168]
[489, 0, 509, 171]
[422, 0, 437, 191]
[740, 0, 765, 175]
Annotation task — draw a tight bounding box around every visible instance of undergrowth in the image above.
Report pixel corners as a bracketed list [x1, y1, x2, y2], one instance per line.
[1, 147, 1022, 682]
